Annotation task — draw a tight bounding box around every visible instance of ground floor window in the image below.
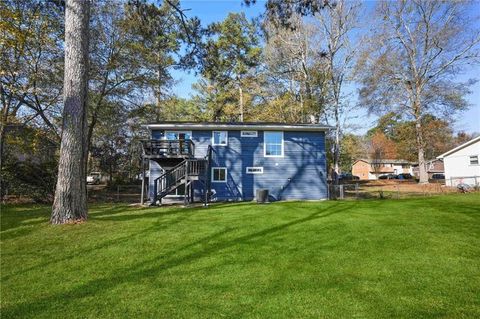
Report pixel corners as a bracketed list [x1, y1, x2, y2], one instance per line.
[212, 167, 227, 182]
[167, 184, 185, 196]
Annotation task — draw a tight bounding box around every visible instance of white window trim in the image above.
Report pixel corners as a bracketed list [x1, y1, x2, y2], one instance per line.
[211, 167, 227, 183]
[469, 155, 479, 165]
[246, 167, 263, 174]
[264, 131, 284, 157]
[212, 131, 228, 146]
[241, 130, 258, 137]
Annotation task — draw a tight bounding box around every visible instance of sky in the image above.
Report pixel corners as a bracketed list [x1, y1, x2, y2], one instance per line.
[169, 0, 480, 135]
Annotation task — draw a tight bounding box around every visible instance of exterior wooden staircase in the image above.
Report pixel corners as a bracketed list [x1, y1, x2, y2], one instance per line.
[150, 145, 212, 205]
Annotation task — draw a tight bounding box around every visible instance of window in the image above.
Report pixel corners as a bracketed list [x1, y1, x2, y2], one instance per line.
[212, 131, 228, 146]
[402, 164, 410, 169]
[212, 167, 227, 182]
[165, 131, 191, 140]
[241, 131, 258, 137]
[246, 167, 263, 174]
[470, 155, 479, 165]
[264, 131, 283, 157]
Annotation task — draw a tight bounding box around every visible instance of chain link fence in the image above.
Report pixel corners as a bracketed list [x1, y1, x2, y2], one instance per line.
[328, 180, 464, 200]
[87, 184, 143, 203]
[446, 176, 480, 188]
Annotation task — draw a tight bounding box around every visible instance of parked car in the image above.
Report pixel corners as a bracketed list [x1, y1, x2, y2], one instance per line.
[396, 173, 413, 180]
[431, 173, 445, 180]
[379, 174, 397, 180]
[86, 172, 101, 185]
[339, 173, 360, 181]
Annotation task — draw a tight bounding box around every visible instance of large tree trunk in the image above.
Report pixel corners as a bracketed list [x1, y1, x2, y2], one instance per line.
[0, 84, 11, 177]
[51, 0, 90, 224]
[333, 99, 341, 185]
[415, 115, 429, 184]
[238, 84, 244, 122]
[156, 62, 162, 122]
[0, 120, 6, 201]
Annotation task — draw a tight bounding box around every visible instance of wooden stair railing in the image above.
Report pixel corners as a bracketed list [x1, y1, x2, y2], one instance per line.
[152, 157, 209, 205]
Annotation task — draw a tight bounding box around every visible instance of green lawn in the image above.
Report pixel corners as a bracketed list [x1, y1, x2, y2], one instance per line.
[1, 194, 480, 318]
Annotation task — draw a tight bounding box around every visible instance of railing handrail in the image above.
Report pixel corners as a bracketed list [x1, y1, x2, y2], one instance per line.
[141, 139, 195, 157]
[141, 138, 194, 143]
[154, 162, 183, 183]
[151, 147, 212, 204]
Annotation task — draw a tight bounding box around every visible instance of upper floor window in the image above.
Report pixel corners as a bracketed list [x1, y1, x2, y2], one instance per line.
[470, 155, 479, 165]
[246, 167, 263, 174]
[264, 131, 283, 157]
[165, 131, 191, 140]
[241, 130, 258, 137]
[212, 131, 228, 146]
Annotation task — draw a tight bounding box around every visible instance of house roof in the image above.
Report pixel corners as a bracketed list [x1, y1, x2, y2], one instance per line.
[412, 158, 443, 167]
[353, 158, 415, 165]
[144, 121, 332, 132]
[436, 136, 480, 159]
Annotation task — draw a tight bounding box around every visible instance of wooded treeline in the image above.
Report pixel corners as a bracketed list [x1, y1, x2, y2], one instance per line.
[1, 0, 479, 205]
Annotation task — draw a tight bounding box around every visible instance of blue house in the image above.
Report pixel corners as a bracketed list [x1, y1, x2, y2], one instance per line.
[141, 122, 330, 204]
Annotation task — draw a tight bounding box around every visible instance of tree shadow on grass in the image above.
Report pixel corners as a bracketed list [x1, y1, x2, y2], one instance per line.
[1, 205, 201, 282]
[2, 202, 351, 318]
[90, 205, 201, 222]
[2, 202, 259, 281]
[0, 205, 52, 241]
[1, 205, 50, 231]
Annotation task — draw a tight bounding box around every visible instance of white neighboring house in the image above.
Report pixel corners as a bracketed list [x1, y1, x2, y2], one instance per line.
[437, 136, 480, 186]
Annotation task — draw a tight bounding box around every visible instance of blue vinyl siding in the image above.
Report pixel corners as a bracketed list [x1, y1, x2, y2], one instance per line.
[149, 129, 327, 201]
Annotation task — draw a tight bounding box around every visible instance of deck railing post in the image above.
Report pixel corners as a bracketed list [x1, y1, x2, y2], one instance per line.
[184, 160, 189, 206]
[153, 179, 158, 205]
[140, 158, 145, 205]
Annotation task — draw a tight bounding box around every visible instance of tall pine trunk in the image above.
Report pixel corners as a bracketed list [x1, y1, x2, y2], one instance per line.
[51, 0, 90, 224]
[238, 84, 244, 122]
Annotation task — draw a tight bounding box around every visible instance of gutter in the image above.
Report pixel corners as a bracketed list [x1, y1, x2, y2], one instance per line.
[143, 123, 332, 132]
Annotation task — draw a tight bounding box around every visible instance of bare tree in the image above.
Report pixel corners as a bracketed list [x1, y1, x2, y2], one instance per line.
[263, 15, 317, 122]
[315, 0, 361, 180]
[51, 0, 90, 224]
[357, 0, 480, 183]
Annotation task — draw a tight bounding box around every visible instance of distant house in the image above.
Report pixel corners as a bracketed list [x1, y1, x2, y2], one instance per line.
[412, 159, 444, 179]
[141, 122, 330, 204]
[437, 136, 480, 186]
[351, 159, 414, 180]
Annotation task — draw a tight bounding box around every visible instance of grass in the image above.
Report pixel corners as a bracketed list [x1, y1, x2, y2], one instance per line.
[1, 194, 480, 318]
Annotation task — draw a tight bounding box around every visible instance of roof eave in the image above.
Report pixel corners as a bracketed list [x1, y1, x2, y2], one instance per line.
[142, 123, 333, 131]
[437, 136, 480, 159]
